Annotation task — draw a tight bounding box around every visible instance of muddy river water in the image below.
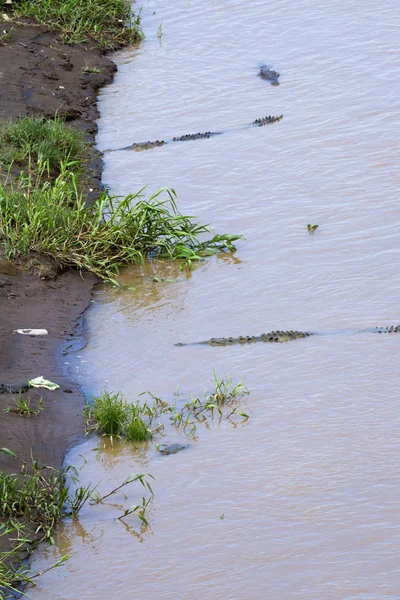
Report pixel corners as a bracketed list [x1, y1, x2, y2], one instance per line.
[29, 0, 400, 598]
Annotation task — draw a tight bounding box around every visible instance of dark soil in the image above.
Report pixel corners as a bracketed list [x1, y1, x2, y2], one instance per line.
[0, 18, 119, 553]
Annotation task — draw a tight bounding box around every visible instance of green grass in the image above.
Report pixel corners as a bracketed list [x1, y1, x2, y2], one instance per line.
[89, 391, 126, 437]
[85, 392, 155, 442]
[0, 447, 154, 597]
[0, 171, 241, 282]
[3, 394, 43, 417]
[0, 523, 69, 600]
[12, 0, 144, 47]
[126, 405, 153, 442]
[0, 449, 95, 544]
[170, 372, 250, 434]
[86, 374, 250, 444]
[0, 116, 87, 178]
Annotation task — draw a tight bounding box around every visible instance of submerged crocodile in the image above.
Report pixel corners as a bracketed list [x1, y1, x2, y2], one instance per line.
[107, 114, 283, 153]
[158, 443, 190, 455]
[259, 65, 280, 86]
[176, 325, 400, 347]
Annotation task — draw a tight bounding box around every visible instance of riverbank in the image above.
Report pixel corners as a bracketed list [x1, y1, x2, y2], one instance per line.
[0, 11, 120, 578]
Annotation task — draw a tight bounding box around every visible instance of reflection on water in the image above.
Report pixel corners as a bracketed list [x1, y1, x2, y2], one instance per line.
[29, 0, 400, 597]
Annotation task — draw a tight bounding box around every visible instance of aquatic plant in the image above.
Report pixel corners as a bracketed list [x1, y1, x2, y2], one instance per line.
[0, 448, 155, 597]
[87, 373, 250, 445]
[0, 448, 94, 543]
[0, 525, 69, 600]
[173, 372, 250, 428]
[84, 392, 162, 442]
[90, 473, 154, 525]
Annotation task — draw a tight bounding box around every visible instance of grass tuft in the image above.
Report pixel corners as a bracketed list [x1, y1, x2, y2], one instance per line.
[90, 391, 126, 438]
[3, 394, 43, 417]
[85, 392, 155, 442]
[0, 449, 154, 596]
[0, 116, 87, 178]
[13, 0, 144, 47]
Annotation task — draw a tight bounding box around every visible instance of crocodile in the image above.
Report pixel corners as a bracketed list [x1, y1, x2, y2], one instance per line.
[172, 131, 222, 142]
[176, 325, 400, 347]
[158, 443, 190, 455]
[258, 65, 280, 86]
[252, 115, 283, 126]
[106, 114, 284, 153]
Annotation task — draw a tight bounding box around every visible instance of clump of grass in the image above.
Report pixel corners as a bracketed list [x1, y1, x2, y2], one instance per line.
[171, 372, 250, 434]
[87, 374, 250, 445]
[206, 371, 249, 407]
[84, 392, 157, 442]
[0, 448, 94, 544]
[126, 405, 153, 442]
[0, 449, 154, 597]
[0, 172, 241, 282]
[13, 0, 144, 47]
[3, 394, 43, 417]
[89, 391, 126, 437]
[0, 523, 69, 600]
[0, 116, 87, 177]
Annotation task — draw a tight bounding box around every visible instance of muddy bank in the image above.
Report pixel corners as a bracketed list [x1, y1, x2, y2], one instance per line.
[0, 21, 116, 495]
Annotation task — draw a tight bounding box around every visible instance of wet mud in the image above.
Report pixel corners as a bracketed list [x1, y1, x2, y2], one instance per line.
[0, 19, 117, 552]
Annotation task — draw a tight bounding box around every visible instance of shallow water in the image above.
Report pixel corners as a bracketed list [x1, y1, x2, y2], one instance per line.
[29, 0, 400, 598]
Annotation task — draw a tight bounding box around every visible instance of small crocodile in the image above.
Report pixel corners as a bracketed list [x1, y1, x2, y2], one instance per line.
[176, 326, 400, 347]
[158, 443, 190, 455]
[259, 65, 280, 86]
[107, 115, 283, 153]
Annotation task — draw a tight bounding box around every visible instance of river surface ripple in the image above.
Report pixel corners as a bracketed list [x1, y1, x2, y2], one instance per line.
[30, 0, 400, 598]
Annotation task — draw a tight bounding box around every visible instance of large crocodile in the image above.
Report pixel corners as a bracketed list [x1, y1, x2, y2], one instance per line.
[176, 326, 400, 347]
[106, 114, 283, 153]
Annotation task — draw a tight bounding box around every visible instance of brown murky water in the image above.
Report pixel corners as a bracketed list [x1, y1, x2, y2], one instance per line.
[30, 0, 400, 598]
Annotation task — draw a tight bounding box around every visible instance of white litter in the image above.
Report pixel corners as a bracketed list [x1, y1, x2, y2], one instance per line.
[14, 329, 48, 336]
[28, 377, 59, 391]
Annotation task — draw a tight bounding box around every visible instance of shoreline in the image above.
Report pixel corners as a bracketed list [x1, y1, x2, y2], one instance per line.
[0, 18, 119, 556]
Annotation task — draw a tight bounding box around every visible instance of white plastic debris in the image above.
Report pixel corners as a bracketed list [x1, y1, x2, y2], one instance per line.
[28, 377, 60, 391]
[14, 329, 48, 336]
